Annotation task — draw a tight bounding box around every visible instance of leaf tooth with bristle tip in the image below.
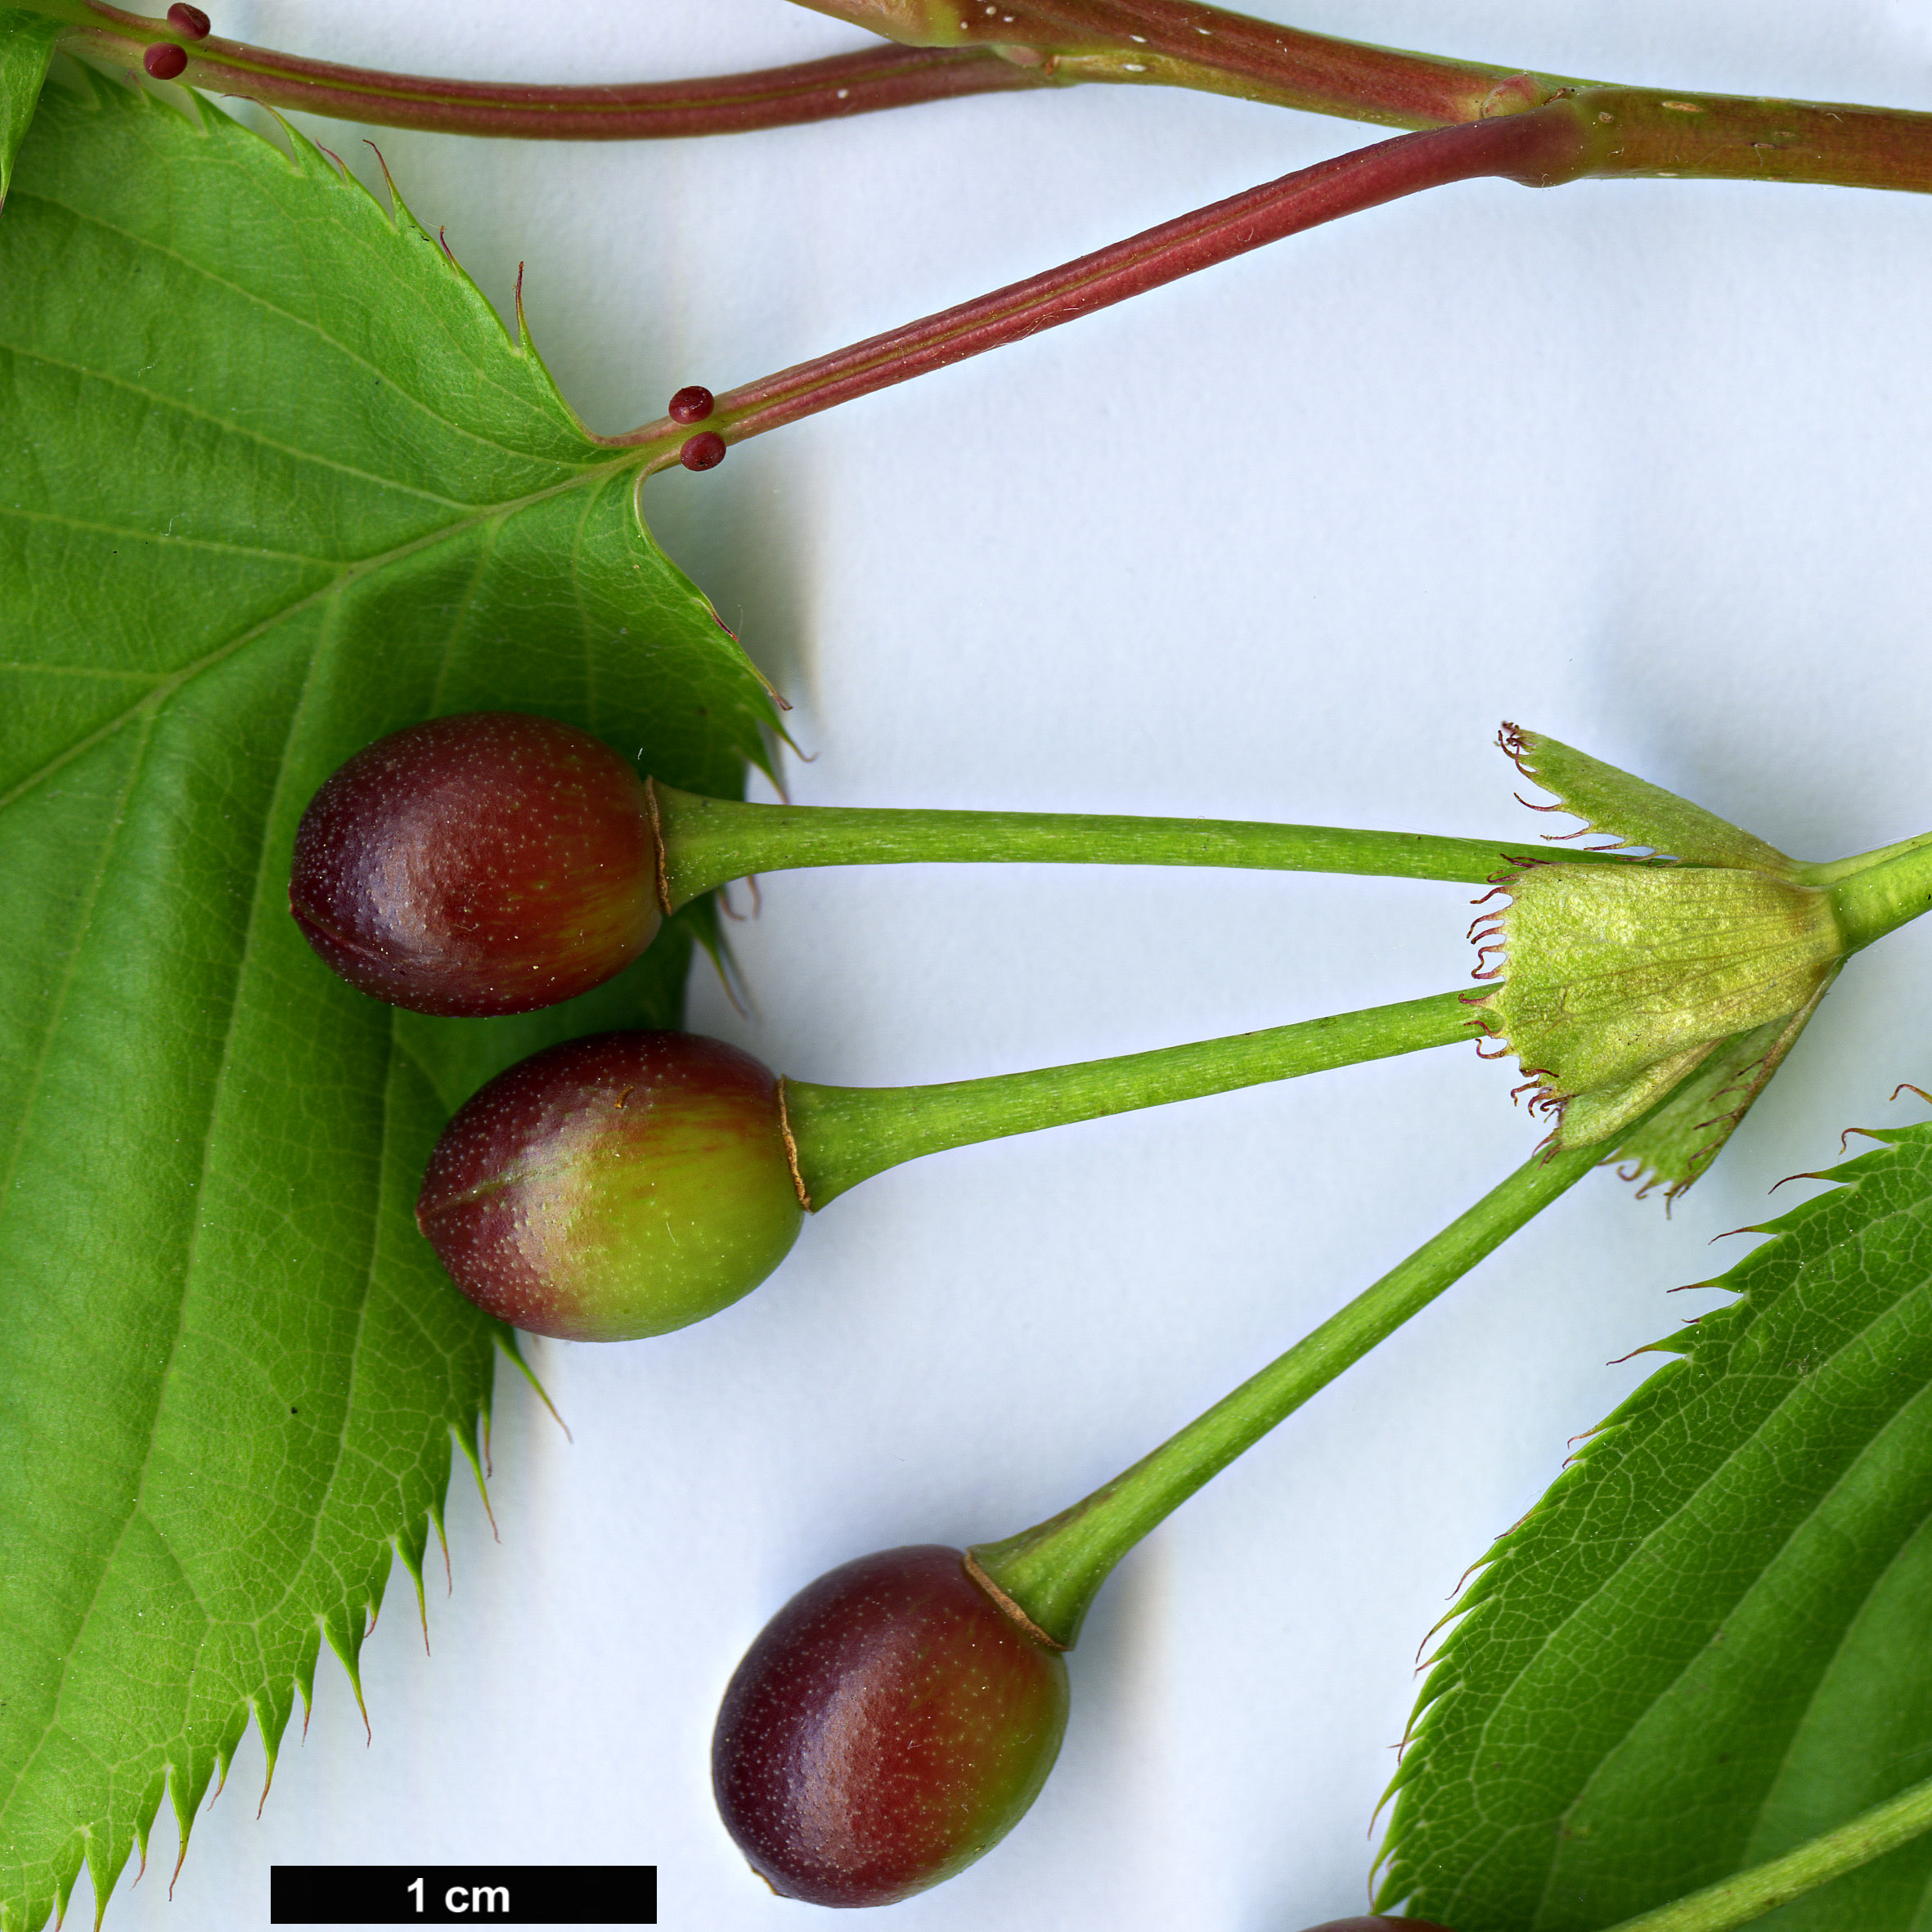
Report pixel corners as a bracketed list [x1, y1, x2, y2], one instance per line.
[208, 1700, 251, 1808]
[496, 1333, 571, 1441]
[320, 1606, 373, 1746]
[429, 1498, 454, 1595]
[454, 1420, 500, 1538]
[394, 1516, 434, 1652]
[251, 1675, 298, 1813]
[276, 111, 342, 184]
[46, 1837, 80, 1932]
[163, 1738, 219, 1879]
[293, 1624, 323, 1742]
[127, 1767, 166, 1887]
[363, 1541, 397, 1635]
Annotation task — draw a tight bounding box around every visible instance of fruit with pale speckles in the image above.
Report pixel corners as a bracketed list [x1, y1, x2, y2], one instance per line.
[415, 1030, 802, 1340]
[712, 1545, 1068, 1907]
[290, 712, 661, 1016]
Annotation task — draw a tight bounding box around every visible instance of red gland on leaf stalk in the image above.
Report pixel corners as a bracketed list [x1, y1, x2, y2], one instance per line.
[680, 429, 728, 470]
[712, 1546, 1069, 1908]
[415, 1031, 803, 1341]
[289, 712, 663, 1018]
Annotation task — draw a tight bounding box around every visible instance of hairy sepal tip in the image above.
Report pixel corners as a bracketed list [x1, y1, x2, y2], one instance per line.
[1474, 728, 1843, 1193]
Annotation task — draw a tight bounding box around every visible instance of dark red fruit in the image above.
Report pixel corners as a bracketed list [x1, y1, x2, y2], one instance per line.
[679, 430, 727, 471]
[1294, 1920, 1458, 1931]
[416, 1030, 803, 1341]
[667, 384, 715, 424]
[290, 712, 661, 1017]
[166, 3, 212, 37]
[143, 43, 188, 79]
[713, 1546, 1069, 1907]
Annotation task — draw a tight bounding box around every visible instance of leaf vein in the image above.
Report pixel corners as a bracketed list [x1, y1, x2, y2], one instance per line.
[3, 344, 483, 512]
[0, 463, 634, 817]
[3, 187, 593, 473]
[0, 501, 328, 564]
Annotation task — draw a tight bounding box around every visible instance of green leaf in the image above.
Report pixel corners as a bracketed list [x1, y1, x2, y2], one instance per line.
[0, 68, 773, 1932]
[0, 11, 60, 204]
[1376, 1122, 1932, 1931]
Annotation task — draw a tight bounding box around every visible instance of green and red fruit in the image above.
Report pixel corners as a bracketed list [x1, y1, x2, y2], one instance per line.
[712, 1544, 1070, 1907]
[415, 1030, 803, 1340]
[290, 712, 662, 1017]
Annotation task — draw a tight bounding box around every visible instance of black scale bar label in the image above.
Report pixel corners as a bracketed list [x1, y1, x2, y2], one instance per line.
[270, 1866, 656, 1925]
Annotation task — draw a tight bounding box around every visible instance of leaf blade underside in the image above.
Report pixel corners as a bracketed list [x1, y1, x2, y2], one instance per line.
[1376, 1123, 1932, 1932]
[0, 68, 774, 1932]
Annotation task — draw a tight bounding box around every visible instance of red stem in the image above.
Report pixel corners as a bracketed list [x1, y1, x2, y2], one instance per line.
[791, 0, 1562, 128]
[617, 104, 1585, 460]
[61, 11, 1047, 140]
[1021, 0, 1541, 124]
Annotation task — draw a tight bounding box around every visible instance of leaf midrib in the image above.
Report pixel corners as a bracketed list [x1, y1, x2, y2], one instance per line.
[0, 716, 198, 1830]
[0, 708, 153, 1303]
[2, 623, 385, 1829]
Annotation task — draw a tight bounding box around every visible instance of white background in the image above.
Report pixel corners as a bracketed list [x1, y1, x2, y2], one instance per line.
[79, 2, 1932, 1928]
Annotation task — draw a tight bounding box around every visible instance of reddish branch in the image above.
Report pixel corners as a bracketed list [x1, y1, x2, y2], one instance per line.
[794, 0, 1559, 128]
[616, 103, 1588, 462]
[50, 0, 1932, 187]
[61, 7, 1049, 140]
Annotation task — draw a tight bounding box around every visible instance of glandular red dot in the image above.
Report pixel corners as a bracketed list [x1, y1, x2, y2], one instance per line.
[167, 3, 213, 37]
[667, 385, 715, 424]
[143, 43, 189, 79]
[680, 430, 727, 472]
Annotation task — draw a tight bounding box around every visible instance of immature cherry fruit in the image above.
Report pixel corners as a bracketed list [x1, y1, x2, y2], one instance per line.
[710, 1128, 1642, 1908]
[413, 987, 1482, 1341]
[294, 708, 1678, 1022]
[712, 1546, 1069, 1907]
[290, 712, 661, 1016]
[1293, 1921, 1456, 1930]
[415, 1031, 802, 1340]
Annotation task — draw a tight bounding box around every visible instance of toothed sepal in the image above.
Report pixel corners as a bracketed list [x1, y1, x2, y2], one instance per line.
[1496, 723, 1796, 873]
[1609, 974, 1840, 1198]
[1476, 727, 1844, 1179]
